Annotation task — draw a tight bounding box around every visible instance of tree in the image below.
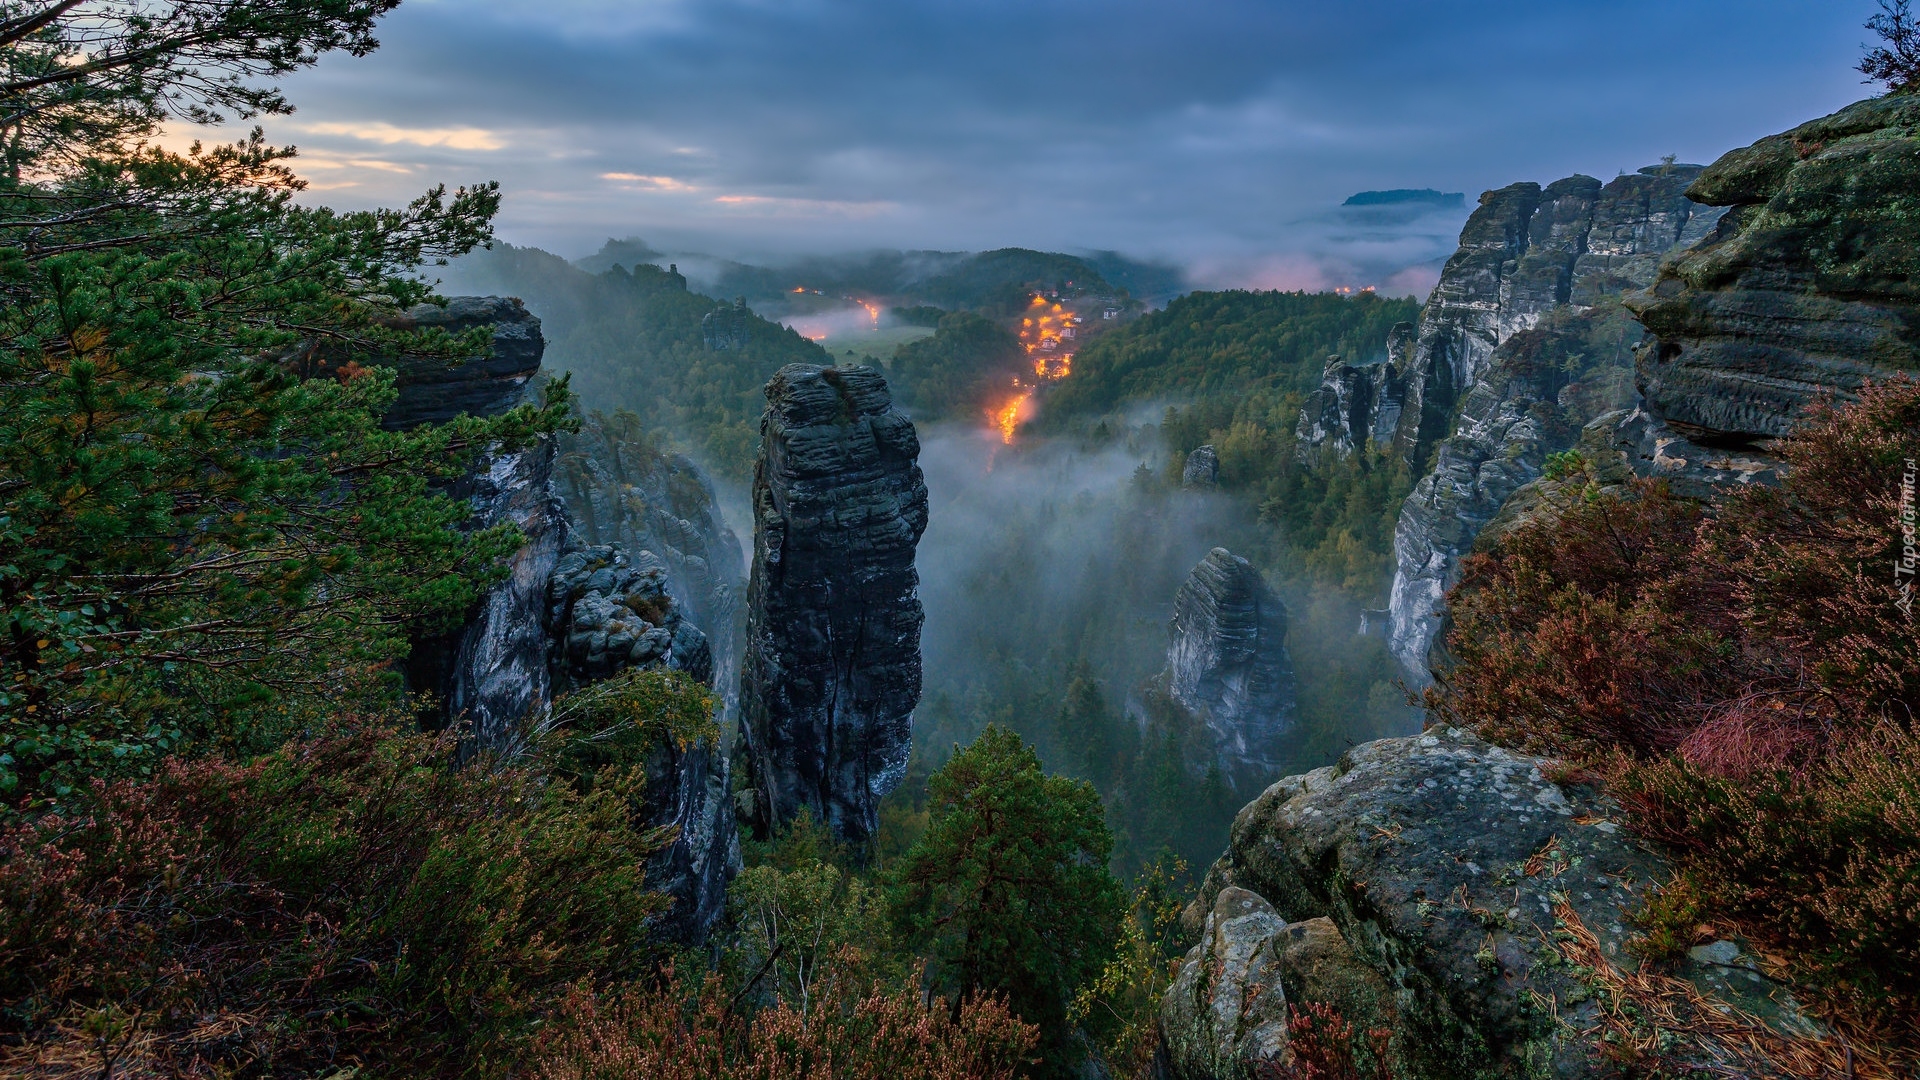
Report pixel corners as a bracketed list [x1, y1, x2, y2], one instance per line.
[0, 2, 567, 806]
[886, 724, 1126, 1077]
[1862, 0, 1920, 93]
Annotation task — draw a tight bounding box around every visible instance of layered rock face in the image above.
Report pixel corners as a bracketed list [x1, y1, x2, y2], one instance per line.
[553, 413, 745, 690]
[1293, 328, 1411, 461]
[1173, 727, 1819, 1080]
[392, 298, 737, 943]
[1382, 167, 1724, 683]
[1160, 548, 1296, 791]
[380, 296, 546, 430]
[1627, 95, 1920, 449]
[1181, 444, 1220, 487]
[736, 364, 929, 847]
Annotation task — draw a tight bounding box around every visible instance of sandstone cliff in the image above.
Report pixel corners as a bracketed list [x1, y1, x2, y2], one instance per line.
[1377, 167, 1723, 684]
[1151, 548, 1296, 793]
[553, 412, 745, 691]
[735, 363, 929, 848]
[1163, 727, 1819, 1080]
[392, 297, 738, 942]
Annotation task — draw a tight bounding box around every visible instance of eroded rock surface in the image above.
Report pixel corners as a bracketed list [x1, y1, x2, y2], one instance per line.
[380, 296, 545, 430]
[1629, 95, 1920, 447]
[736, 364, 928, 847]
[1184, 726, 1817, 1080]
[1159, 888, 1292, 1080]
[1382, 167, 1723, 684]
[1159, 548, 1296, 791]
[553, 413, 745, 690]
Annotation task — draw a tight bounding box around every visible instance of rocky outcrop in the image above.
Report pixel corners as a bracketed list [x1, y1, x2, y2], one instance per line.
[1478, 97, 1920, 590]
[1159, 888, 1397, 1080]
[380, 296, 546, 430]
[1159, 888, 1292, 1079]
[547, 544, 713, 689]
[736, 364, 929, 847]
[1627, 95, 1920, 448]
[702, 298, 755, 351]
[1182, 445, 1220, 487]
[1293, 336, 1412, 462]
[1159, 548, 1296, 791]
[1180, 726, 1820, 1080]
[391, 298, 737, 943]
[1383, 167, 1724, 684]
[553, 413, 745, 690]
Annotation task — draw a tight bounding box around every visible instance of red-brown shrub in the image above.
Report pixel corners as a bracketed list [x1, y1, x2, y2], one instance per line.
[1431, 377, 1920, 1048]
[532, 960, 1039, 1080]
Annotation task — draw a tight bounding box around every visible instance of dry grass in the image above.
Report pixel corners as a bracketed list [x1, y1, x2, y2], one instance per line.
[1552, 903, 1896, 1079]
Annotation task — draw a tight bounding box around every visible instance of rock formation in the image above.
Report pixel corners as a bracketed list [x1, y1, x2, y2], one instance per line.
[379, 296, 547, 430]
[1293, 331, 1411, 462]
[736, 363, 929, 847]
[1480, 97, 1920, 575]
[1157, 548, 1296, 791]
[702, 298, 755, 351]
[1377, 166, 1725, 684]
[1158, 886, 1398, 1080]
[1626, 94, 1920, 454]
[390, 297, 738, 943]
[553, 412, 745, 689]
[1173, 726, 1820, 1080]
[1181, 444, 1220, 487]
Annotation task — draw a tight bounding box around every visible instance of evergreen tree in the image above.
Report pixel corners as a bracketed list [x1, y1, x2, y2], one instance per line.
[886, 724, 1126, 1077]
[0, 1, 566, 805]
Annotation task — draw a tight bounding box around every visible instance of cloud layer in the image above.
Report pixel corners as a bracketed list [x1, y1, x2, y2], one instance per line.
[230, 0, 1868, 288]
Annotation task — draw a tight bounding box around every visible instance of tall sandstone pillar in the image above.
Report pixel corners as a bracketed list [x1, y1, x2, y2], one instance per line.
[736, 364, 928, 847]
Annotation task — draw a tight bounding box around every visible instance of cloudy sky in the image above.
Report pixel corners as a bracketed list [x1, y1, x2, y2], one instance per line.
[218, 0, 1871, 292]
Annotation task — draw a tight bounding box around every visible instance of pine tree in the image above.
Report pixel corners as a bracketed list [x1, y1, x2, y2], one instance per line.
[0, 2, 568, 805]
[886, 724, 1126, 1077]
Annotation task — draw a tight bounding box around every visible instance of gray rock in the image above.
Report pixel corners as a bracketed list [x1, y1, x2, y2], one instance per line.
[552, 414, 745, 693]
[1159, 888, 1292, 1080]
[1187, 726, 1820, 1079]
[547, 543, 712, 688]
[736, 364, 929, 847]
[1628, 96, 1920, 447]
[702, 298, 755, 351]
[1182, 445, 1220, 487]
[1382, 166, 1721, 685]
[380, 296, 545, 430]
[1159, 548, 1296, 792]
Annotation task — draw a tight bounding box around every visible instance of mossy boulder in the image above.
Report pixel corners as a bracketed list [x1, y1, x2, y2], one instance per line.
[1629, 95, 1920, 445]
[1180, 727, 1818, 1079]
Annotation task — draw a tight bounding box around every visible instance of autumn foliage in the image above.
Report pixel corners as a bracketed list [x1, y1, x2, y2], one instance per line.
[1430, 378, 1920, 1047]
[532, 962, 1038, 1080]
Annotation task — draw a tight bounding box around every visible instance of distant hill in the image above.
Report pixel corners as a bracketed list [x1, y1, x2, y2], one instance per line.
[1342, 189, 1466, 209]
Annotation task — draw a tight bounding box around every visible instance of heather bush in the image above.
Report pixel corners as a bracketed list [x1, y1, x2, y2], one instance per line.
[1432, 378, 1920, 1048]
[0, 718, 671, 1076]
[532, 962, 1039, 1080]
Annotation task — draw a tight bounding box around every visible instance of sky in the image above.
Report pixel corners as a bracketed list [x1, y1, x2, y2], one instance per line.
[208, 0, 1872, 294]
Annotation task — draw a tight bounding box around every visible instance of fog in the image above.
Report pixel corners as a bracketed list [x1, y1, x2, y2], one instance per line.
[909, 419, 1252, 759]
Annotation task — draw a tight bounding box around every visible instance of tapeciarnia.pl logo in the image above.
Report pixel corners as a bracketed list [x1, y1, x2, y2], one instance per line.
[1899, 457, 1916, 620]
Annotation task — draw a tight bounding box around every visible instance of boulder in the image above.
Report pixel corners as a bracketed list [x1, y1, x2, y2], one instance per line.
[1182, 444, 1221, 487]
[1159, 888, 1292, 1080]
[736, 364, 929, 847]
[1185, 726, 1820, 1080]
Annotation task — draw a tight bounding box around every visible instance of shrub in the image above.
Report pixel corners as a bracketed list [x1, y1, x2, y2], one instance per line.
[531, 962, 1038, 1080]
[1430, 378, 1920, 1050]
[0, 718, 670, 1077]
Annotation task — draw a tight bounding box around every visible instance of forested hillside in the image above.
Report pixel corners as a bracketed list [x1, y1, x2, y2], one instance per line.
[440, 244, 830, 475]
